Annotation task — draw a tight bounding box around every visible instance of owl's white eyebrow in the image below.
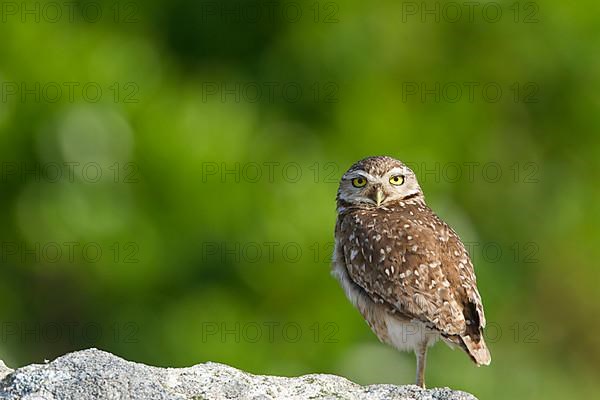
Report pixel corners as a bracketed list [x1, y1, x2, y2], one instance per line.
[343, 171, 376, 181]
[386, 167, 407, 176]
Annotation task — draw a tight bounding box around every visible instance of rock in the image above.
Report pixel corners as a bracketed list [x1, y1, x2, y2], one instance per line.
[0, 348, 478, 400]
[0, 361, 12, 382]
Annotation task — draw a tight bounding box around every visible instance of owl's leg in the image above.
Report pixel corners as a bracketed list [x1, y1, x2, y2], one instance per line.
[415, 342, 428, 388]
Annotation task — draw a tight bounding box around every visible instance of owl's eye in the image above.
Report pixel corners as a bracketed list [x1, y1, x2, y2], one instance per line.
[351, 177, 367, 188]
[389, 175, 404, 186]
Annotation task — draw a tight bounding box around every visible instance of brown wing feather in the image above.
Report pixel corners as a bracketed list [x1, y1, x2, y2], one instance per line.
[337, 201, 487, 342]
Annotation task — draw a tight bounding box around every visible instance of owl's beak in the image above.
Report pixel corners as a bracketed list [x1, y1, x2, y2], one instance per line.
[375, 188, 385, 207]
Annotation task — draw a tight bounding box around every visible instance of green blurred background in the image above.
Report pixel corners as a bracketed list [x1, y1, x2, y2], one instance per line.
[0, 0, 599, 398]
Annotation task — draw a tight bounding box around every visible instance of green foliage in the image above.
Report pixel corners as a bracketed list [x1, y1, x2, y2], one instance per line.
[0, 1, 598, 398]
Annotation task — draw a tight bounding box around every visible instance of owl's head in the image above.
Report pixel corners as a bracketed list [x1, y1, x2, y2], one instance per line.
[337, 156, 423, 209]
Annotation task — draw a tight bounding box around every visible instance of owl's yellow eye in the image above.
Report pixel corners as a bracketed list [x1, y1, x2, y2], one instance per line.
[389, 175, 404, 186]
[351, 177, 367, 188]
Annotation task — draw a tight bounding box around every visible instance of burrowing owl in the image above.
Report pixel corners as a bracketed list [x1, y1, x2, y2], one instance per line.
[332, 156, 490, 388]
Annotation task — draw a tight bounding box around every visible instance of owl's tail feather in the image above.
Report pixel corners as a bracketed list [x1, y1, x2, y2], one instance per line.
[461, 334, 491, 366]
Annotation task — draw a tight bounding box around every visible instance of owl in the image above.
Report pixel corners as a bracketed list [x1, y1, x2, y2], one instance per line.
[332, 156, 490, 388]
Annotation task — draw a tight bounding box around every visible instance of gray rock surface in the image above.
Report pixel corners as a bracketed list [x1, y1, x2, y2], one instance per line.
[0, 348, 478, 400]
[0, 361, 12, 382]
